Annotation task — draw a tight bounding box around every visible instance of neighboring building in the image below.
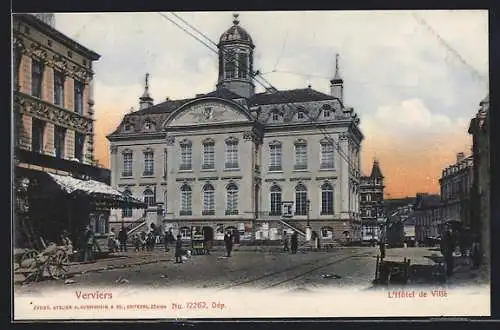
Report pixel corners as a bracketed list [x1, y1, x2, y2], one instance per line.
[384, 196, 415, 216]
[414, 193, 444, 244]
[439, 152, 473, 229]
[107, 14, 363, 243]
[468, 95, 490, 266]
[12, 14, 142, 249]
[359, 159, 385, 242]
[384, 204, 413, 248]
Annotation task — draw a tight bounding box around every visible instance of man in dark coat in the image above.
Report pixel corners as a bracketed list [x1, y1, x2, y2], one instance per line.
[224, 231, 233, 257]
[118, 227, 128, 252]
[164, 229, 174, 252]
[175, 234, 183, 263]
[291, 231, 298, 254]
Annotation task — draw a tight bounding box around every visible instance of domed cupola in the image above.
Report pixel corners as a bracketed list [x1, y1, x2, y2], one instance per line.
[216, 13, 255, 99]
[219, 14, 254, 46]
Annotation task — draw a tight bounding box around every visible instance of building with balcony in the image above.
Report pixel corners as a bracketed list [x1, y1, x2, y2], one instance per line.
[107, 14, 363, 243]
[12, 14, 143, 249]
[359, 159, 385, 242]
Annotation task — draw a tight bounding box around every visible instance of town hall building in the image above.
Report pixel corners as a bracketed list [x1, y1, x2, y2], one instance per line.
[107, 14, 364, 244]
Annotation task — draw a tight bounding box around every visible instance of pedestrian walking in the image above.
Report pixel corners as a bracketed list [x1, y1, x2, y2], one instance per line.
[118, 226, 128, 252]
[175, 234, 183, 263]
[224, 231, 233, 257]
[283, 231, 289, 252]
[83, 225, 95, 263]
[291, 231, 298, 254]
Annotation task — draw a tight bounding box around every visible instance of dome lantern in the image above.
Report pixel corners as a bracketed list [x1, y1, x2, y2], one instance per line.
[216, 13, 255, 98]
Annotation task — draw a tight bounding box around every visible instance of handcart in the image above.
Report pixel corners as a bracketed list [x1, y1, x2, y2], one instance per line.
[14, 243, 70, 283]
[374, 255, 411, 285]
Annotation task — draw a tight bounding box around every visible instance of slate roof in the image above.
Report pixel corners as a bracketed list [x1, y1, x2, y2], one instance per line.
[370, 160, 384, 178]
[108, 87, 346, 139]
[249, 88, 337, 106]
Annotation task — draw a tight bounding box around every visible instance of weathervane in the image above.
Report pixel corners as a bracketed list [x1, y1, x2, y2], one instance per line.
[233, 13, 239, 25]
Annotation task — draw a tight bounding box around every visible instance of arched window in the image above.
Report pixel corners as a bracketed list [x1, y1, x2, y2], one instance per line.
[270, 110, 282, 122]
[322, 104, 332, 118]
[320, 138, 335, 169]
[122, 189, 133, 218]
[294, 139, 307, 170]
[237, 52, 248, 79]
[269, 140, 282, 171]
[202, 139, 215, 169]
[225, 137, 239, 169]
[226, 183, 239, 215]
[270, 184, 282, 216]
[143, 188, 155, 207]
[202, 183, 215, 215]
[180, 139, 192, 170]
[180, 184, 192, 215]
[321, 182, 334, 215]
[143, 149, 154, 176]
[295, 183, 308, 215]
[143, 119, 155, 131]
[122, 150, 133, 177]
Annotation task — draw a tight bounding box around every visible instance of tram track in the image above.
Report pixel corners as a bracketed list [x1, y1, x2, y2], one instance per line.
[218, 250, 372, 291]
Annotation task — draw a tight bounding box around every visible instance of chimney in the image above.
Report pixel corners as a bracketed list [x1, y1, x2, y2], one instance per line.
[456, 152, 465, 163]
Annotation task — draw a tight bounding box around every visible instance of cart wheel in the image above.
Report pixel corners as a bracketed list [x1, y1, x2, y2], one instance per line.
[48, 249, 69, 280]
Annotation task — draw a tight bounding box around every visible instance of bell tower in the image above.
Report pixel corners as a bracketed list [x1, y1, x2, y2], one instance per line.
[216, 13, 255, 98]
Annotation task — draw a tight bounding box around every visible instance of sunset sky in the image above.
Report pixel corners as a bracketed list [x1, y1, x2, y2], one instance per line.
[52, 11, 488, 198]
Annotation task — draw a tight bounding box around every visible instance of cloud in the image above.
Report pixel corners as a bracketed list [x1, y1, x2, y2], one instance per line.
[360, 98, 472, 197]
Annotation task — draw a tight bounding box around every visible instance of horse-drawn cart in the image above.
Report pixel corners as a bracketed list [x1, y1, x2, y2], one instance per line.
[14, 244, 70, 283]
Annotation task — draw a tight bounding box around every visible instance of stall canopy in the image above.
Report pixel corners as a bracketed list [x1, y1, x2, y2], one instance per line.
[47, 173, 146, 209]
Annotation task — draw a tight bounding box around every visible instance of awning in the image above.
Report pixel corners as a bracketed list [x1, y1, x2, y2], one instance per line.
[47, 173, 146, 208]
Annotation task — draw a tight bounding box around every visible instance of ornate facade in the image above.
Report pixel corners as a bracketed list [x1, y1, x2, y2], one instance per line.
[12, 14, 117, 248]
[359, 160, 385, 242]
[13, 13, 99, 165]
[107, 14, 363, 243]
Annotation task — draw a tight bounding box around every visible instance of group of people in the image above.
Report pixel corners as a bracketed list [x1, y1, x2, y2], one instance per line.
[440, 225, 482, 276]
[107, 227, 129, 252]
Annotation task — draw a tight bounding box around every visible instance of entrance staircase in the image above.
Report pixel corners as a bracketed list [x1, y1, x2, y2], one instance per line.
[125, 217, 148, 236]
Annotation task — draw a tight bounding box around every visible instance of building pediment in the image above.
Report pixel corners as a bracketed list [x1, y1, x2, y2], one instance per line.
[164, 98, 253, 128]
